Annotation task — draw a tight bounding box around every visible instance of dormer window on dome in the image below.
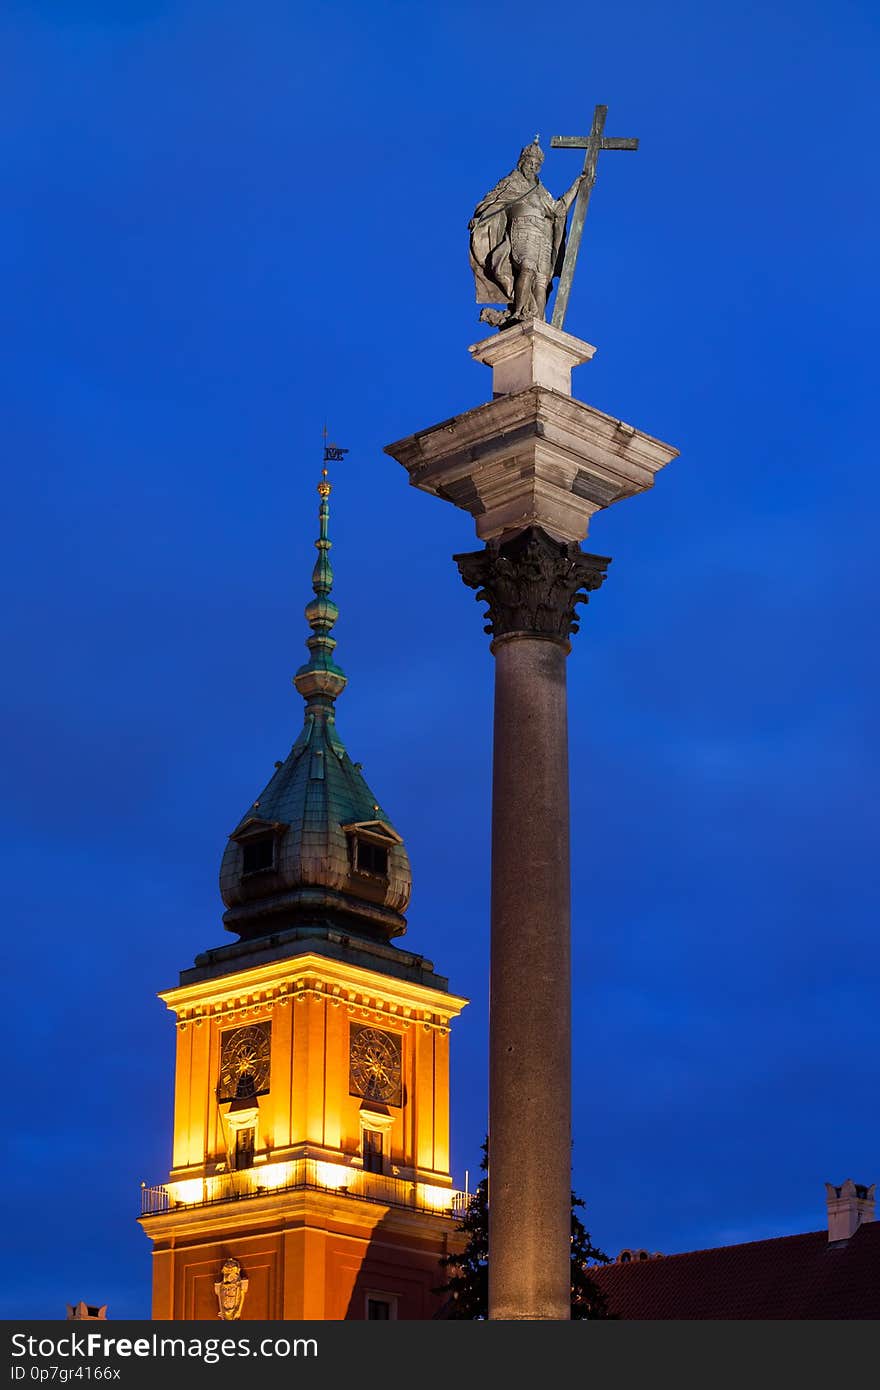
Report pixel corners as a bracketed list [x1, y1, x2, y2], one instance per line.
[231, 818, 285, 879]
[344, 820, 401, 883]
[356, 840, 388, 876]
[242, 836, 275, 875]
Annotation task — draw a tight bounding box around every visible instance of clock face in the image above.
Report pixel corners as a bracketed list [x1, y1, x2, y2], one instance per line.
[218, 1023, 272, 1101]
[349, 1025, 402, 1106]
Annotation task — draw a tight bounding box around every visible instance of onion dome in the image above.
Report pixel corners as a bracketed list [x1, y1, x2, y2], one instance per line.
[219, 455, 411, 942]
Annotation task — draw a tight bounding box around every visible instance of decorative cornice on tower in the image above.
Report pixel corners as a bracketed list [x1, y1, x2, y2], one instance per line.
[454, 525, 610, 649]
[293, 465, 347, 708]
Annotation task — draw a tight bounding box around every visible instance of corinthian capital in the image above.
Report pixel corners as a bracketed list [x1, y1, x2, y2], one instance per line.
[454, 526, 610, 648]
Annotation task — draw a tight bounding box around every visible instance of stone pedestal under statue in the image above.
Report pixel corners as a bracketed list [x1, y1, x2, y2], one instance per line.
[386, 317, 678, 1320]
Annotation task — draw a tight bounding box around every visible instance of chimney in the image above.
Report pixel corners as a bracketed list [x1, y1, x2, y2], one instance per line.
[824, 1179, 875, 1241]
[66, 1302, 108, 1320]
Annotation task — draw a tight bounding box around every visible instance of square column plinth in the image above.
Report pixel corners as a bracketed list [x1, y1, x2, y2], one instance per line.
[384, 319, 678, 544]
[473, 317, 597, 396]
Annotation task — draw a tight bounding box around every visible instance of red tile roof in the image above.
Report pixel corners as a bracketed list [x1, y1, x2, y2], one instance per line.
[592, 1221, 880, 1319]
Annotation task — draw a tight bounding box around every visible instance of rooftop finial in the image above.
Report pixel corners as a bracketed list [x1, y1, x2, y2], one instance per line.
[292, 430, 350, 712]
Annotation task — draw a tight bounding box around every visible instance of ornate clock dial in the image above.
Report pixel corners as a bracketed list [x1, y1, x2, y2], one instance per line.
[349, 1025, 402, 1106]
[218, 1022, 272, 1101]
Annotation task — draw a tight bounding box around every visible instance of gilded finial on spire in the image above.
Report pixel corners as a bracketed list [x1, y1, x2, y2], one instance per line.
[293, 430, 350, 711]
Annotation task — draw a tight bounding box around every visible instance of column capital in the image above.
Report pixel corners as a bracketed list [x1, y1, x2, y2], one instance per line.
[454, 526, 610, 649]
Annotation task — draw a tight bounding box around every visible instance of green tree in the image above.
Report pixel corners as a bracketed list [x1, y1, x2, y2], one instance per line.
[436, 1141, 610, 1319]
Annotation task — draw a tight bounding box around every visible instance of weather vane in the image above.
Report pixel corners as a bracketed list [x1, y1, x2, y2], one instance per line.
[468, 104, 639, 332]
[322, 424, 348, 472]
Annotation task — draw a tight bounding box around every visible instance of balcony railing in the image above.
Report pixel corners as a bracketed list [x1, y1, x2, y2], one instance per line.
[140, 1157, 470, 1219]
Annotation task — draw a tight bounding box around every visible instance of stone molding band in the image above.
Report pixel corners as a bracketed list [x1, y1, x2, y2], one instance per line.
[454, 526, 610, 646]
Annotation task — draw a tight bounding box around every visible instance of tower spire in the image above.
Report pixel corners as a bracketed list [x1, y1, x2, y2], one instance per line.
[293, 433, 350, 712]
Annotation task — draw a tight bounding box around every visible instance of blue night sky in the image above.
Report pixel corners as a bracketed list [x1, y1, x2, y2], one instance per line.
[2, 0, 878, 1319]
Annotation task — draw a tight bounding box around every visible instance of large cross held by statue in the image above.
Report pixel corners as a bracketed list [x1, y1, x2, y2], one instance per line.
[550, 105, 639, 331]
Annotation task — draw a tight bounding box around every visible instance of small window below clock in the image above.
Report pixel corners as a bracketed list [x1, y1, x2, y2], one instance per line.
[363, 1127, 384, 1174]
[241, 835, 275, 875]
[234, 1126, 255, 1171]
[354, 838, 388, 878]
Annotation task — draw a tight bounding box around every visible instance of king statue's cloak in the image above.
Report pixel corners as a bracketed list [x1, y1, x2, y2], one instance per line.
[469, 169, 567, 306]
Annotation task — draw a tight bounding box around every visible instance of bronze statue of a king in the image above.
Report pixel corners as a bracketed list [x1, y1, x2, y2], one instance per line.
[468, 138, 584, 329]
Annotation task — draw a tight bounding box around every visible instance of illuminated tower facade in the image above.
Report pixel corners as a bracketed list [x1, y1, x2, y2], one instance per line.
[139, 458, 467, 1320]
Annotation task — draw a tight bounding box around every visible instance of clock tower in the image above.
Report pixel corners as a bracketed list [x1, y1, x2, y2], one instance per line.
[139, 458, 468, 1320]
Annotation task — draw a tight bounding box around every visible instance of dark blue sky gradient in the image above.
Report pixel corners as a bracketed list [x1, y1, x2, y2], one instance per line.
[2, 0, 878, 1318]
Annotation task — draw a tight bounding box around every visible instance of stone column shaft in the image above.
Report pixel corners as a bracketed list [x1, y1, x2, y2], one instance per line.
[456, 527, 609, 1320]
[489, 633, 571, 1319]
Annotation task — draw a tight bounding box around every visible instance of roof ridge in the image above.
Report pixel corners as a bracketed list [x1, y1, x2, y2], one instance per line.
[611, 1228, 829, 1265]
